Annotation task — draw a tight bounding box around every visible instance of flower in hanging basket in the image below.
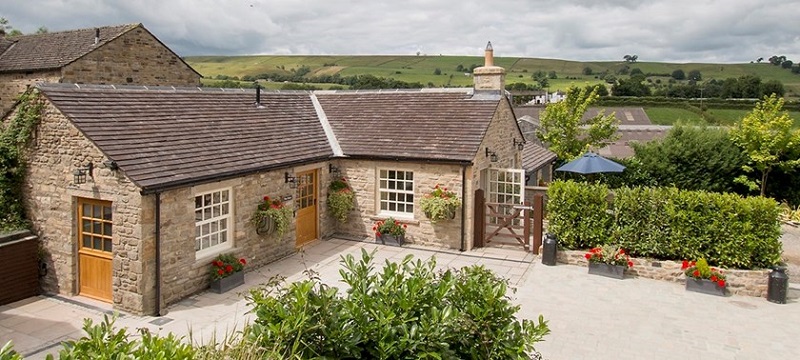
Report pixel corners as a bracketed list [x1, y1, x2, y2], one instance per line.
[210, 253, 246, 280]
[327, 177, 356, 223]
[419, 184, 462, 223]
[373, 217, 407, 237]
[252, 195, 293, 237]
[584, 244, 633, 268]
[682, 258, 726, 288]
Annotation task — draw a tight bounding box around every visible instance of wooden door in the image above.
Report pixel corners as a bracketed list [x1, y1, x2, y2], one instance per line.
[295, 169, 318, 246]
[77, 198, 113, 302]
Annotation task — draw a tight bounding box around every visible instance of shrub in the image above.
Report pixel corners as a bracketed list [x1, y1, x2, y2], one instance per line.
[245, 249, 549, 359]
[546, 180, 612, 249]
[327, 177, 355, 223]
[419, 184, 462, 223]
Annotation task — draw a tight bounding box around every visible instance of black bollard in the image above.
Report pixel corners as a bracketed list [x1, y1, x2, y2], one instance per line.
[767, 266, 789, 304]
[542, 233, 557, 266]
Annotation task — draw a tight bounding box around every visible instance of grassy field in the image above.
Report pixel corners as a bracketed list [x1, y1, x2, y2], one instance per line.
[187, 55, 800, 97]
[644, 107, 800, 127]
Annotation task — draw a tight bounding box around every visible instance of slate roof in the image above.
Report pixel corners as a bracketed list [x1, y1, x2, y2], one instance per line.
[514, 106, 653, 126]
[522, 143, 557, 172]
[38, 84, 331, 192]
[316, 90, 501, 162]
[597, 125, 671, 158]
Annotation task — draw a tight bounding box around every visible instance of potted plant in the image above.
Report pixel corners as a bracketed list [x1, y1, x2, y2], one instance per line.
[373, 217, 407, 247]
[252, 195, 293, 237]
[419, 184, 462, 223]
[327, 177, 355, 223]
[682, 258, 727, 296]
[584, 244, 633, 279]
[209, 253, 247, 293]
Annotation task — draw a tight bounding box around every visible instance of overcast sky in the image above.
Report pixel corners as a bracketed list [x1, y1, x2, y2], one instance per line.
[2, 0, 799, 63]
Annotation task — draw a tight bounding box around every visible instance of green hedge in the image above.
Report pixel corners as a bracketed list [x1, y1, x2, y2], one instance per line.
[546, 181, 783, 269]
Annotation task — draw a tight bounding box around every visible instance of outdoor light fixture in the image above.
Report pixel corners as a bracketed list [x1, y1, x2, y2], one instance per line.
[285, 171, 297, 188]
[485, 147, 498, 163]
[513, 138, 525, 151]
[73, 163, 94, 184]
[329, 164, 341, 177]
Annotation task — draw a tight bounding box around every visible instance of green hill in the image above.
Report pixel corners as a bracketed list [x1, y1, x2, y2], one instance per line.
[186, 55, 800, 97]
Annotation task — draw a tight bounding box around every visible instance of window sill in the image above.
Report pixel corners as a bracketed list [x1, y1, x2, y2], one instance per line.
[194, 245, 238, 270]
[369, 214, 419, 225]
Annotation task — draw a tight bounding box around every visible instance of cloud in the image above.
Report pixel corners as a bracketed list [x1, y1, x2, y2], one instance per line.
[1, 0, 799, 63]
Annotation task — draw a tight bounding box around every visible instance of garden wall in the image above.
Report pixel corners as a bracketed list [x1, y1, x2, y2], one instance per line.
[557, 250, 769, 297]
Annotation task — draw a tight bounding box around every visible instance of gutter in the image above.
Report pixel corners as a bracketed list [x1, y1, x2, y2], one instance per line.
[154, 192, 163, 316]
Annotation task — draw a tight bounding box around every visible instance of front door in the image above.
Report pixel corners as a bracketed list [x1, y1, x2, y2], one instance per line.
[77, 198, 113, 302]
[295, 169, 318, 247]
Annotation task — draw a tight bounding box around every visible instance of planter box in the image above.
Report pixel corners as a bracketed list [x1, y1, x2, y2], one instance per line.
[210, 271, 245, 294]
[685, 278, 727, 296]
[376, 234, 405, 247]
[588, 262, 626, 279]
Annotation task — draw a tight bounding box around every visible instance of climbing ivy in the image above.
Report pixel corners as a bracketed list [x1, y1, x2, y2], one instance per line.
[0, 90, 42, 231]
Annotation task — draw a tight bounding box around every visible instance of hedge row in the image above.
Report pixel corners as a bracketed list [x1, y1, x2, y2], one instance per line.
[596, 96, 800, 110]
[546, 181, 783, 269]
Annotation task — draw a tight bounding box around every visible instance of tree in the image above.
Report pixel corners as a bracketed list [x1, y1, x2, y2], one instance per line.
[768, 55, 787, 66]
[582, 66, 593, 75]
[0, 17, 22, 36]
[612, 75, 651, 97]
[687, 69, 702, 81]
[781, 60, 794, 69]
[433, 68, 441, 75]
[671, 69, 686, 80]
[35, 26, 48, 34]
[623, 54, 638, 63]
[548, 71, 557, 79]
[730, 94, 800, 196]
[535, 86, 619, 160]
[761, 80, 785, 97]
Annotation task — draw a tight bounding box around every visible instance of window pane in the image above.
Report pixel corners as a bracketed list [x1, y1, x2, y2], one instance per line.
[408, 204, 414, 212]
[220, 230, 227, 243]
[388, 180, 396, 190]
[213, 192, 221, 204]
[93, 237, 102, 250]
[221, 203, 229, 215]
[211, 222, 218, 233]
[195, 196, 202, 209]
[203, 194, 211, 206]
[93, 205, 101, 218]
[204, 207, 211, 220]
[83, 204, 92, 217]
[220, 220, 227, 230]
[195, 209, 202, 221]
[202, 236, 209, 249]
[213, 205, 220, 218]
[406, 172, 413, 181]
[221, 191, 229, 202]
[82, 219, 91, 233]
[103, 206, 112, 220]
[405, 181, 413, 191]
[396, 171, 404, 180]
[389, 203, 396, 211]
[380, 180, 387, 188]
[202, 223, 210, 236]
[195, 226, 201, 238]
[103, 222, 112, 235]
[93, 221, 102, 234]
[104, 239, 112, 252]
[83, 237, 91, 248]
[381, 202, 387, 210]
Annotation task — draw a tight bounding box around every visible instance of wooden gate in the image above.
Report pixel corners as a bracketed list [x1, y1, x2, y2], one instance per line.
[474, 168, 533, 251]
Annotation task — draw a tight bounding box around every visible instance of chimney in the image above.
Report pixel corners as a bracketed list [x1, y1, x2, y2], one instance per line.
[94, 28, 99, 45]
[254, 84, 264, 108]
[472, 41, 506, 92]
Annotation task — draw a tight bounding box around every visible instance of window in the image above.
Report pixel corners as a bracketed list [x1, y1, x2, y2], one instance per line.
[195, 188, 232, 257]
[378, 169, 414, 217]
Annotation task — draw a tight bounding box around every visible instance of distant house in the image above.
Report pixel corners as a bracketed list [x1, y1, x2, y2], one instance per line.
[5, 44, 540, 315]
[0, 23, 201, 115]
[514, 106, 669, 159]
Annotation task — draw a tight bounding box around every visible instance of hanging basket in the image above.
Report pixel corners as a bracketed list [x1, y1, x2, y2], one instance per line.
[255, 216, 275, 235]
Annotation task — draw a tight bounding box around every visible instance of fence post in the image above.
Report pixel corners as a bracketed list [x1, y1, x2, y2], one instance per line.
[532, 194, 544, 254]
[474, 188, 485, 248]
[523, 201, 531, 252]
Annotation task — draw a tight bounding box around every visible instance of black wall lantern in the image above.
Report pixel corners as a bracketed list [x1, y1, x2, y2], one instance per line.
[73, 163, 93, 184]
[103, 160, 119, 171]
[485, 147, 498, 163]
[513, 138, 525, 151]
[285, 171, 297, 188]
[329, 163, 341, 178]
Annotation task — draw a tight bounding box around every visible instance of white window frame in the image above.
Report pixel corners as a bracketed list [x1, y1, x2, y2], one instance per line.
[377, 169, 415, 219]
[194, 187, 233, 260]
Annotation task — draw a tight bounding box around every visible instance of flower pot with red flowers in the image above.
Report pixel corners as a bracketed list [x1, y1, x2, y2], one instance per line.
[682, 258, 727, 296]
[585, 245, 633, 280]
[327, 177, 355, 223]
[209, 253, 247, 293]
[252, 195, 293, 238]
[373, 217, 407, 247]
[420, 184, 462, 223]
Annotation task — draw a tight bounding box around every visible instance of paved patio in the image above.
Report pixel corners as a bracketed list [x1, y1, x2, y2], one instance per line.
[1, 238, 798, 359]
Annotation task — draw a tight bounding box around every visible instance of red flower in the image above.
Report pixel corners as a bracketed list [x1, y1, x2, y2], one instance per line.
[627, 261, 634, 268]
[619, 249, 625, 255]
[444, 187, 448, 191]
[585, 254, 592, 260]
[239, 258, 247, 265]
[263, 196, 270, 201]
[681, 260, 689, 270]
[375, 232, 381, 237]
[692, 270, 700, 278]
[710, 275, 718, 282]
[226, 265, 233, 273]
[403, 224, 407, 228]
[717, 280, 726, 287]
[213, 260, 223, 267]
[372, 226, 377, 231]
[217, 269, 224, 275]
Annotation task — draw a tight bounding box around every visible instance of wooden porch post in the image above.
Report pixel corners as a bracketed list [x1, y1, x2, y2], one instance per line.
[473, 189, 485, 248]
[532, 194, 544, 254]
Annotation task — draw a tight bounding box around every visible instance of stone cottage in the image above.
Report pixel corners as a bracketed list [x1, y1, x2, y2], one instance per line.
[7, 43, 536, 315]
[0, 23, 201, 115]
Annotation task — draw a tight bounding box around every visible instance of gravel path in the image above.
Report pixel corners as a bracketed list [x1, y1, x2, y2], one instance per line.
[780, 224, 800, 283]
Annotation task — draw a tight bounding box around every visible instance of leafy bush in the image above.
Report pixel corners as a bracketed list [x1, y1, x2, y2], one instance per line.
[546, 180, 612, 249]
[1, 341, 22, 360]
[0, 91, 42, 231]
[548, 180, 784, 269]
[327, 177, 355, 223]
[49, 315, 195, 360]
[246, 249, 549, 359]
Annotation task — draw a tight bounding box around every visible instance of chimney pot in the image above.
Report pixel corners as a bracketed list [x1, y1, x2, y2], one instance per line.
[484, 41, 494, 67]
[94, 28, 100, 45]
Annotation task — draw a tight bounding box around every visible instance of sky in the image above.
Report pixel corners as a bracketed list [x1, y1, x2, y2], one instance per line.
[2, 0, 799, 63]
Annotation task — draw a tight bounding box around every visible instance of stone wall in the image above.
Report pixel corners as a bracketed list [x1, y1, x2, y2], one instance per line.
[153, 162, 333, 310]
[0, 71, 60, 116]
[18, 96, 146, 313]
[557, 249, 770, 297]
[334, 159, 465, 249]
[62, 26, 200, 87]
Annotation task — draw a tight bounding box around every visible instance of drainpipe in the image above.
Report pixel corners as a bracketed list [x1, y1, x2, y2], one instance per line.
[460, 165, 467, 252]
[154, 192, 162, 316]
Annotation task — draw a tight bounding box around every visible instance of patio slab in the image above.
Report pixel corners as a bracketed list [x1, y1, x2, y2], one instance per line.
[1, 238, 797, 359]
